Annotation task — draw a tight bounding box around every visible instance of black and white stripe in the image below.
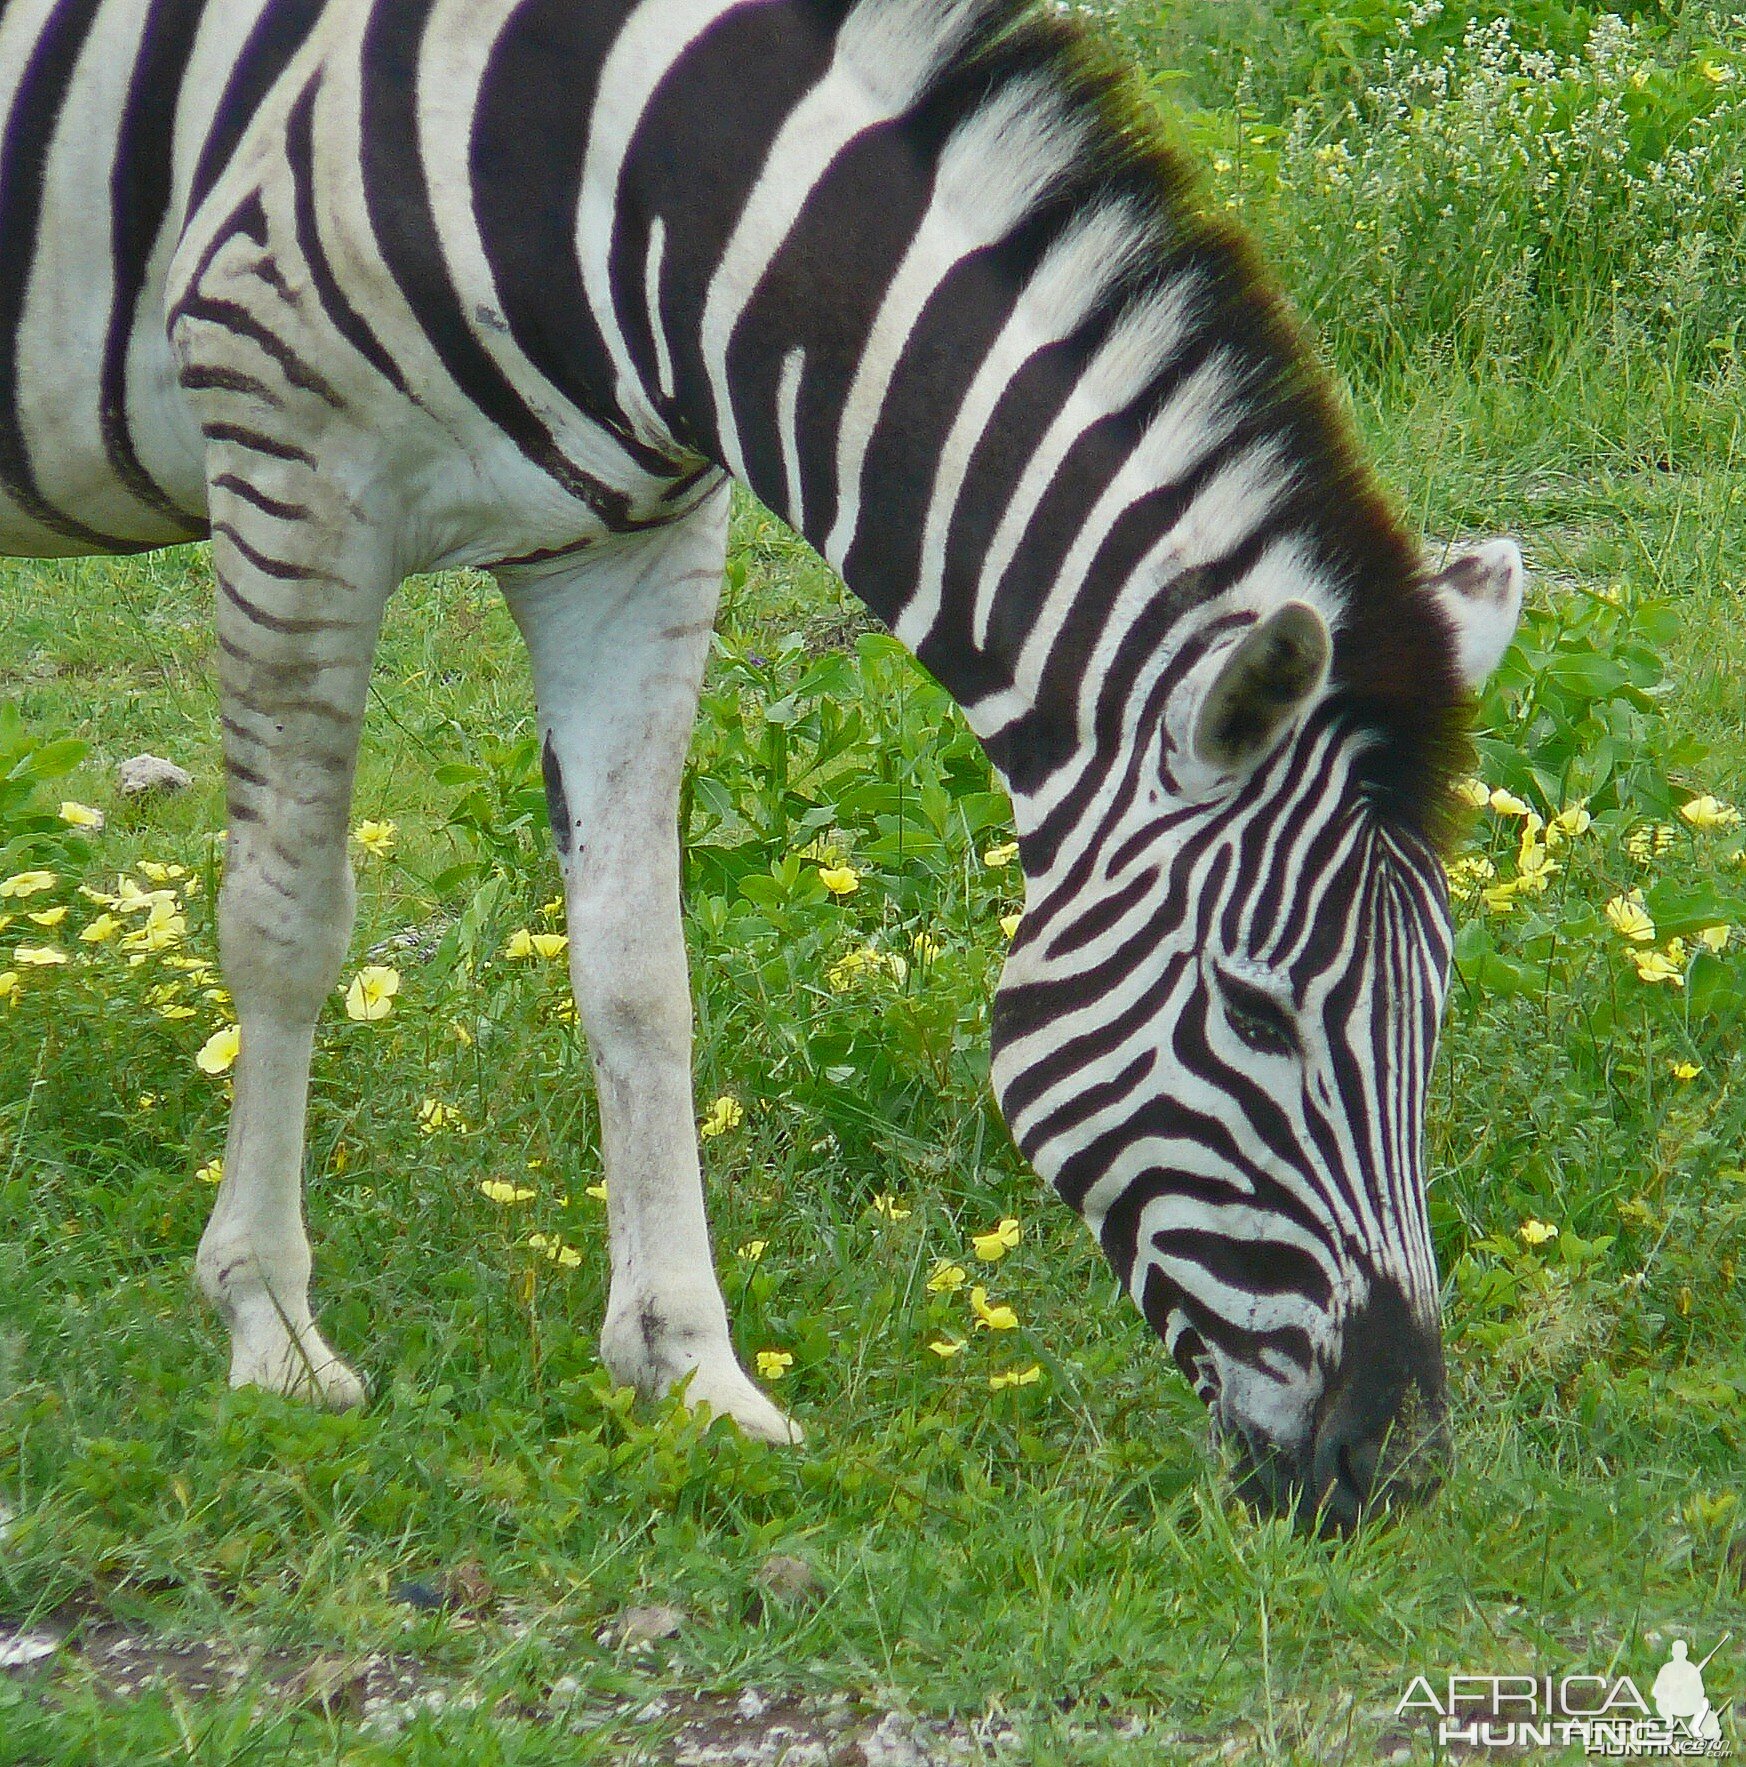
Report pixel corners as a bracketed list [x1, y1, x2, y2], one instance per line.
[0, 0, 1523, 1526]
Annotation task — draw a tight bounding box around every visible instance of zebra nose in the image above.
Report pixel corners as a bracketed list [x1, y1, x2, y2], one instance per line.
[1304, 1287, 1448, 1534]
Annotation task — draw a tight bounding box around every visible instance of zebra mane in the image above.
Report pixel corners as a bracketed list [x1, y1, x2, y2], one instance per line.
[883, 0, 1474, 848]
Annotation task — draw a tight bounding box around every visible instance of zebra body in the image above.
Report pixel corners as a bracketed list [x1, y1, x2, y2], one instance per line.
[2, 0, 1524, 1525]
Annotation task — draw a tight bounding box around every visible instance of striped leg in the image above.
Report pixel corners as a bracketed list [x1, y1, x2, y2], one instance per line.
[193, 470, 391, 1409]
[500, 486, 798, 1445]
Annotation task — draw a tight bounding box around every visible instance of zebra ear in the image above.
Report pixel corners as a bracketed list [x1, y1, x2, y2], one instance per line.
[1426, 538, 1524, 690]
[1191, 601, 1331, 773]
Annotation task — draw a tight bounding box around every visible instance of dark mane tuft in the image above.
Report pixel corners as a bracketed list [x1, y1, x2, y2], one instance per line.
[931, 0, 1474, 849]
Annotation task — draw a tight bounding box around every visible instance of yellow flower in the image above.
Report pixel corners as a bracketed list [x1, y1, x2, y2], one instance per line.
[1518, 1218, 1559, 1247]
[120, 898, 185, 953]
[540, 897, 564, 916]
[1605, 892, 1656, 943]
[584, 1182, 609, 1201]
[989, 1364, 1042, 1391]
[79, 913, 120, 943]
[972, 1217, 1021, 1262]
[480, 1179, 536, 1205]
[1672, 1060, 1703, 1081]
[0, 871, 56, 898]
[344, 964, 400, 1021]
[982, 841, 1019, 870]
[1698, 924, 1731, 953]
[927, 1261, 968, 1293]
[871, 1192, 911, 1221]
[1514, 837, 1557, 891]
[737, 1240, 767, 1261]
[827, 944, 906, 990]
[698, 1095, 744, 1140]
[505, 927, 567, 959]
[1455, 777, 1491, 809]
[1698, 55, 1733, 84]
[196, 1025, 241, 1074]
[1629, 947, 1685, 986]
[1488, 789, 1531, 817]
[26, 905, 66, 927]
[910, 930, 942, 962]
[137, 1093, 157, 1111]
[927, 1338, 966, 1358]
[999, 913, 1022, 940]
[818, 864, 860, 897]
[1680, 795, 1742, 830]
[195, 1157, 223, 1186]
[526, 1232, 582, 1268]
[138, 862, 186, 883]
[970, 1286, 1018, 1331]
[14, 944, 66, 966]
[58, 801, 104, 829]
[418, 1098, 468, 1134]
[352, 818, 397, 858]
[0, 972, 19, 1006]
[1481, 879, 1524, 915]
[755, 1349, 794, 1381]
[1549, 802, 1592, 841]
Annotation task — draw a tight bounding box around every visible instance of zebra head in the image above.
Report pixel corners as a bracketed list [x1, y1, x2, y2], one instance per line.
[991, 541, 1525, 1532]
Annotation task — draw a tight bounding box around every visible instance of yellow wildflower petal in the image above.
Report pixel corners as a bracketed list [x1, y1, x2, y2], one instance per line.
[352, 818, 398, 858]
[195, 1157, 223, 1186]
[989, 1364, 1042, 1391]
[928, 1338, 966, 1359]
[584, 1182, 609, 1201]
[981, 841, 1019, 870]
[1488, 789, 1530, 817]
[1455, 777, 1490, 809]
[871, 1192, 912, 1221]
[480, 1179, 537, 1205]
[0, 971, 19, 1005]
[1698, 924, 1731, 953]
[58, 801, 104, 830]
[504, 927, 535, 959]
[26, 905, 66, 927]
[971, 1217, 1021, 1261]
[528, 932, 568, 959]
[755, 1349, 794, 1381]
[999, 913, 1022, 940]
[1604, 894, 1656, 943]
[818, 864, 860, 897]
[196, 1025, 241, 1074]
[970, 1286, 1018, 1331]
[1629, 948, 1684, 987]
[79, 912, 120, 943]
[344, 964, 400, 1022]
[1549, 802, 1591, 840]
[1672, 1060, 1702, 1081]
[927, 1261, 967, 1293]
[0, 871, 56, 898]
[737, 1239, 767, 1261]
[699, 1094, 745, 1140]
[1680, 795, 1742, 830]
[13, 944, 66, 966]
[1518, 1218, 1559, 1247]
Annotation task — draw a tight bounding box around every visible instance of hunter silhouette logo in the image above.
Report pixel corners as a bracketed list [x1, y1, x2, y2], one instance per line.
[1655, 1640, 1727, 1746]
[1396, 1634, 1733, 1755]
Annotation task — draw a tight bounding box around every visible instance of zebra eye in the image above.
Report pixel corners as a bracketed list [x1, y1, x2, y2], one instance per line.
[1219, 972, 1300, 1059]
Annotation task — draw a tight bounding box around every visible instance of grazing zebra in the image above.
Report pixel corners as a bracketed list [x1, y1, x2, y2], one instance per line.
[1, 0, 1523, 1530]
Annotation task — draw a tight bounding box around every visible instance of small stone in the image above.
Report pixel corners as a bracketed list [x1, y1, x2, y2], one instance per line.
[117, 754, 192, 796]
[389, 1579, 446, 1612]
[0, 1628, 59, 1669]
[617, 1603, 685, 1647]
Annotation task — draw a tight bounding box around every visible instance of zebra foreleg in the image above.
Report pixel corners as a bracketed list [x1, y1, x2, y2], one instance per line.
[500, 487, 800, 1446]
[192, 473, 393, 1410]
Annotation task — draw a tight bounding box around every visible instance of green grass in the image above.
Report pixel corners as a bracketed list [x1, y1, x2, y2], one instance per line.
[5, 3, 1746, 1762]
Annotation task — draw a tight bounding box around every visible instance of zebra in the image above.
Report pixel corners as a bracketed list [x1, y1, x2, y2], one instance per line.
[0, 0, 1524, 1531]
